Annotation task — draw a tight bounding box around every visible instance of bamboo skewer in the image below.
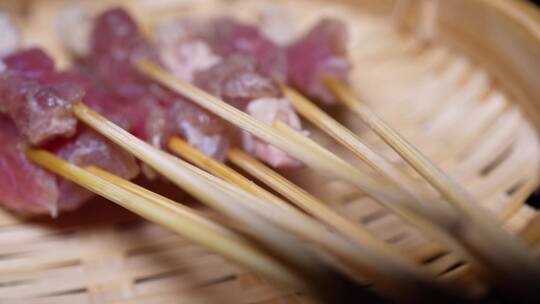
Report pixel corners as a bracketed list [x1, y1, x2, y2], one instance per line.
[25, 149, 308, 293]
[325, 77, 540, 295]
[168, 137, 461, 299]
[281, 84, 450, 216]
[226, 147, 409, 260]
[71, 102, 340, 290]
[70, 102, 461, 300]
[224, 148, 460, 285]
[272, 119, 483, 267]
[86, 166, 231, 235]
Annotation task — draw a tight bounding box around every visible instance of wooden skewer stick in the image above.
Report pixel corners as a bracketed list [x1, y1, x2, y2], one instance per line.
[226, 146, 403, 257]
[280, 84, 484, 263]
[71, 102, 341, 290]
[272, 119, 483, 267]
[224, 148, 465, 287]
[85, 166, 231, 236]
[168, 136, 461, 299]
[272, 119, 457, 232]
[25, 149, 307, 292]
[282, 84, 451, 217]
[325, 76, 540, 295]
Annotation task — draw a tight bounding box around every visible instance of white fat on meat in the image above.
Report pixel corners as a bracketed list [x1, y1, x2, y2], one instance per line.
[243, 97, 303, 168]
[155, 21, 221, 82]
[0, 13, 19, 57]
[181, 121, 229, 161]
[55, 4, 93, 57]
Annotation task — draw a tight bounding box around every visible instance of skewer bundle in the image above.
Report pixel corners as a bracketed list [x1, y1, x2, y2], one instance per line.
[1, 0, 540, 303]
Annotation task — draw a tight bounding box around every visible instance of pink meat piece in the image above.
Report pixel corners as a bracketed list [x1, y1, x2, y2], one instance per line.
[0, 116, 139, 216]
[0, 49, 83, 145]
[158, 18, 286, 82]
[194, 55, 280, 109]
[287, 19, 351, 105]
[195, 55, 301, 168]
[89, 9, 231, 160]
[0, 115, 59, 214]
[91, 8, 162, 100]
[205, 18, 287, 82]
[53, 69, 134, 131]
[2, 48, 55, 80]
[0, 47, 140, 215]
[162, 97, 231, 159]
[50, 127, 139, 212]
[243, 97, 302, 168]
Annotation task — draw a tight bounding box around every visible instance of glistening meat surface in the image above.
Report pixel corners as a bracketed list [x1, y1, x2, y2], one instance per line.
[0, 116, 139, 215]
[0, 49, 83, 145]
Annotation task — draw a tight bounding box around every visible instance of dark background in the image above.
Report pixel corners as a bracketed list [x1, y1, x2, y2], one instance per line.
[532, 0, 540, 6]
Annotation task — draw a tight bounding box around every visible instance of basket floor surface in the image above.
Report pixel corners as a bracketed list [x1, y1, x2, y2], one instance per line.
[0, 0, 539, 303]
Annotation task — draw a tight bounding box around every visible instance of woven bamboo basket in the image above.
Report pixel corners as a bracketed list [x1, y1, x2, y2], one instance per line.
[2, 0, 540, 302]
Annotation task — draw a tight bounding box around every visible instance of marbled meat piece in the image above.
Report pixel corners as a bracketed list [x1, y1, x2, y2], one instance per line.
[0, 116, 139, 216]
[205, 18, 287, 82]
[0, 49, 83, 145]
[50, 127, 139, 212]
[195, 55, 301, 168]
[53, 68, 134, 131]
[287, 19, 351, 105]
[194, 55, 279, 109]
[89, 9, 231, 160]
